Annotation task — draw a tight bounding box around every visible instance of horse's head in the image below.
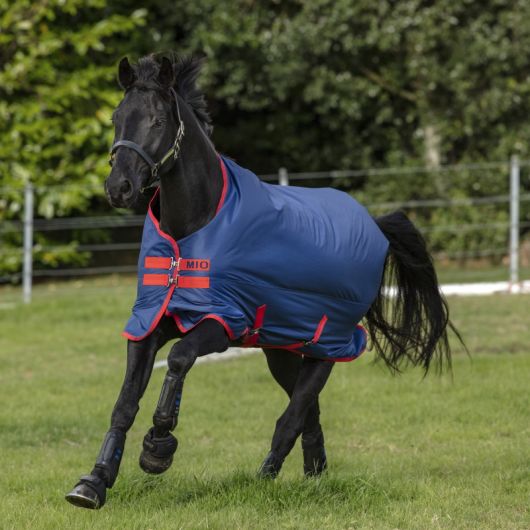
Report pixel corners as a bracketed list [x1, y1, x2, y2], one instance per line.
[105, 57, 181, 208]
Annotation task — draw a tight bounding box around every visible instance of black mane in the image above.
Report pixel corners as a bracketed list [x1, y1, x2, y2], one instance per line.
[134, 54, 212, 135]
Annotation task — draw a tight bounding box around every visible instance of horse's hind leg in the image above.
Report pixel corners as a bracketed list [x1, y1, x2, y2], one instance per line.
[65, 316, 177, 509]
[263, 348, 328, 476]
[260, 351, 333, 478]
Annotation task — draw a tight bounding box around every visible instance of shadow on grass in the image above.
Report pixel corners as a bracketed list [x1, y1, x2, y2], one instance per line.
[112, 469, 398, 513]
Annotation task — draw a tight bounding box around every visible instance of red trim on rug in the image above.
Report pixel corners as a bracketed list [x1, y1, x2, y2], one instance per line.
[242, 316, 365, 363]
[147, 189, 180, 257]
[298, 324, 368, 363]
[251, 314, 328, 352]
[270, 347, 361, 363]
[170, 312, 244, 342]
[146, 154, 227, 246]
[216, 157, 229, 215]
[121, 188, 181, 342]
[312, 323, 368, 362]
[122, 282, 177, 342]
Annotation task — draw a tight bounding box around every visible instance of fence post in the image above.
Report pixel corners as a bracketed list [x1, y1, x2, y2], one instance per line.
[509, 156, 520, 291]
[23, 183, 34, 304]
[278, 167, 289, 186]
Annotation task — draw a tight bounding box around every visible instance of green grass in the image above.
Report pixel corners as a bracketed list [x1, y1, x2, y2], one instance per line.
[0, 278, 529, 529]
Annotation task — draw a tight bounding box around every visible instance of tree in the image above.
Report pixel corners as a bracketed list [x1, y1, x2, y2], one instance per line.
[0, 0, 150, 274]
[2, 0, 529, 276]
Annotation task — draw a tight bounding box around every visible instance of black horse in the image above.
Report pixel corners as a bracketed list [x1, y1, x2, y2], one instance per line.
[66, 54, 462, 509]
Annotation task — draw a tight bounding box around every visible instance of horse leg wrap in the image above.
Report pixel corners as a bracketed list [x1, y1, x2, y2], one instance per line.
[140, 371, 181, 474]
[94, 430, 126, 488]
[143, 426, 178, 457]
[139, 427, 178, 474]
[153, 371, 183, 432]
[302, 431, 327, 476]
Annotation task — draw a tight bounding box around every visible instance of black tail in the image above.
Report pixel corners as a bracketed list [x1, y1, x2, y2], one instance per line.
[366, 211, 464, 373]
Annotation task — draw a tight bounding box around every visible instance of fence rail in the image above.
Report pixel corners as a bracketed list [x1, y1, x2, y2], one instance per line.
[1, 157, 527, 302]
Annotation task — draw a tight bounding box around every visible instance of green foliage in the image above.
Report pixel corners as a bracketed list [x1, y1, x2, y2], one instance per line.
[0, 1, 148, 212]
[179, 0, 530, 170]
[0, 0, 150, 273]
[2, 0, 530, 275]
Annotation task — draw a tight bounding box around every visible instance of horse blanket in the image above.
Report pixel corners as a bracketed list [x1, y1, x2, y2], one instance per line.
[123, 156, 389, 361]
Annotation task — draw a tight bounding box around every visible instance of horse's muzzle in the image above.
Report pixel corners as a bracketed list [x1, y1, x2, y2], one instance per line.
[105, 175, 136, 208]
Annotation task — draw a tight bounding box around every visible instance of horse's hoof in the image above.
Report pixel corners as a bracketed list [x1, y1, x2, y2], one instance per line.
[139, 450, 174, 474]
[257, 451, 282, 479]
[65, 475, 106, 509]
[139, 429, 178, 475]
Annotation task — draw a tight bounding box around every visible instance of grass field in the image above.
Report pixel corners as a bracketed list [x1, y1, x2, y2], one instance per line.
[0, 278, 529, 529]
[436, 264, 530, 284]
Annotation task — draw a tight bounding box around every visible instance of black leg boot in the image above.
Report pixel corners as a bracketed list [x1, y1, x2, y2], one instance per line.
[65, 430, 125, 509]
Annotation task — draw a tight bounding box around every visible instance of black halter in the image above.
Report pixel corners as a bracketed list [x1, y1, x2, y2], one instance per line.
[109, 87, 185, 193]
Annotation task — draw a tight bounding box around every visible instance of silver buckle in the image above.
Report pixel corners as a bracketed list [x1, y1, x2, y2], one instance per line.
[167, 257, 181, 286]
[168, 274, 179, 287]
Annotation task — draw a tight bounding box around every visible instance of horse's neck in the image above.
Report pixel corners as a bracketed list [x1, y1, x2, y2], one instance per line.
[158, 125, 222, 242]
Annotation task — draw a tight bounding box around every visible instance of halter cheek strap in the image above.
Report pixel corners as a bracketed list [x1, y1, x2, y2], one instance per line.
[109, 87, 185, 192]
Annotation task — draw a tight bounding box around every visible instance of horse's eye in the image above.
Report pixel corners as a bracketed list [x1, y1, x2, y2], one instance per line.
[153, 118, 164, 128]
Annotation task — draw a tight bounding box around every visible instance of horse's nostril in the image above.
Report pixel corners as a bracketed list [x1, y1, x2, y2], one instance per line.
[120, 179, 133, 198]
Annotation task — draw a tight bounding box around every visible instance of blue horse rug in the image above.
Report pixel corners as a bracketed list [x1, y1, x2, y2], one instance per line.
[123, 156, 389, 361]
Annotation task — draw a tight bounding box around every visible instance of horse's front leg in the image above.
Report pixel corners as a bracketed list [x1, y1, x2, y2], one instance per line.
[259, 356, 333, 478]
[65, 316, 177, 509]
[139, 318, 229, 474]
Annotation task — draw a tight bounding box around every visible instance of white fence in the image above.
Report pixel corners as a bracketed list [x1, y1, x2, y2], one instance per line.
[1, 157, 529, 302]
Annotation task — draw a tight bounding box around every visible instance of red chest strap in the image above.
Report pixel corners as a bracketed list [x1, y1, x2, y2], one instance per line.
[143, 256, 210, 288]
[142, 274, 210, 288]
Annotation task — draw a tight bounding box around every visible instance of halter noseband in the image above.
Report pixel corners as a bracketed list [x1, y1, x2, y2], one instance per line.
[109, 87, 185, 193]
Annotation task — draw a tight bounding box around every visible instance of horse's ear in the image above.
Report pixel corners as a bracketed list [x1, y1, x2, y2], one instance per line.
[158, 57, 174, 88]
[118, 57, 135, 90]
